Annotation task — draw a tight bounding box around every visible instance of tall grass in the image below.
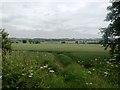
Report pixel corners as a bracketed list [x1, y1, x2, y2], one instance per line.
[2, 44, 118, 88]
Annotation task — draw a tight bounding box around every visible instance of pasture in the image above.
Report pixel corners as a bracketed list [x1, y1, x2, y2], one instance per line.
[12, 43, 107, 52]
[2, 43, 118, 88]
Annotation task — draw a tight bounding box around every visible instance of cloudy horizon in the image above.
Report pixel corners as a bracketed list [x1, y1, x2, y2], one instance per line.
[1, 0, 110, 39]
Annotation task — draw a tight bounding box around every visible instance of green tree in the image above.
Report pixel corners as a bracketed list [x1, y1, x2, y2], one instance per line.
[100, 1, 120, 63]
[75, 41, 79, 44]
[0, 29, 12, 55]
[22, 40, 27, 44]
[28, 39, 32, 44]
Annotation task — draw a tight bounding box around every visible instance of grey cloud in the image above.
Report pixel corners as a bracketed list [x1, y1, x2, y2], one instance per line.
[2, 0, 109, 38]
[8, 29, 101, 39]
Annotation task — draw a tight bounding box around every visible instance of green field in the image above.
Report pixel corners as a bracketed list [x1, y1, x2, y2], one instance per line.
[3, 44, 118, 88]
[12, 43, 108, 52]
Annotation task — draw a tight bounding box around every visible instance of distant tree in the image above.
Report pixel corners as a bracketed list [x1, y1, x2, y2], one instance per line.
[82, 40, 85, 44]
[22, 40, 27, 44]
[28, 39, 32, 44]
[75, 41, 79, 44]
[100, 1, 120, 63]
[16, 42, 18, 44]
[11, 41, 14, 43]
[0, 29, 12, 55]
[61, 41, 66, 44]
[35, 41, 40, 44]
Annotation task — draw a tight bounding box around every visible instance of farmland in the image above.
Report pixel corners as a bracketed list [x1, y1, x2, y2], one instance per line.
[2, 43, 118, 88]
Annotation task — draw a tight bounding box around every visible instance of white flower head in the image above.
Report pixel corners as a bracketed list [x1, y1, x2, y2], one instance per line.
[111, 64, 113, 67]
[104, 71, 108, 76]
[95, 58, 97, 61]
[43, 65, 48, 68]
[49, 70, 54, 73]
[88, 71, 92, 74]
[89, 82, 93, 85]
[40, 66, 43, 69]
[28, 75, 32, 78]
[30, 73, 33, 76]
[107, 61, 110, 64]
[22, 73, 25, 76]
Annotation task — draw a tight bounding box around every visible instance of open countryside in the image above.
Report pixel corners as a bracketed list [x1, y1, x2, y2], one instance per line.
[1, 0, 119, 89]
[3, 42, 118, 88]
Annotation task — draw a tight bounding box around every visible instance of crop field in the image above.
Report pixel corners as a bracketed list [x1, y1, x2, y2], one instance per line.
[12, 43, 108, 52]
[2, 44, 118, 88]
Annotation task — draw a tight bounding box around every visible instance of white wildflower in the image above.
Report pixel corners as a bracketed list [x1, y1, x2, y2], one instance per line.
[110, 58, 116, 61]
[111, 64, 113, 67]
[49, 70, 54, 73]
[89, 82, 92, 85]
[40, 66, 43, 69]
[43, 65, 48, 68]
[92, 68, 95, 71]
[28, 73, 33, 78]
[88, 71, 92, 74]
[29, 69, 33, 73]
[104, 71, 108, 76]
[107, 61, 110, 64]
[28, 75, 32, 78]
[115, 65, 118, 67]
[95, 58, 97, 61]
[104, 71, 108, 74]
[86, 82, 93, 85]
[30, 73, 33, 76]
[22, 73, 25, 76]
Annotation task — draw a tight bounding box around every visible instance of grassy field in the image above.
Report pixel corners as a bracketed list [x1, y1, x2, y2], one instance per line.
[2, 44, 118, 88]
[12, 43, 108, 52]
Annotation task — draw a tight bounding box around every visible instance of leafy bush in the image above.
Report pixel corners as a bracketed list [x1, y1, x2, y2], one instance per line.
[0, 29, 12, 56]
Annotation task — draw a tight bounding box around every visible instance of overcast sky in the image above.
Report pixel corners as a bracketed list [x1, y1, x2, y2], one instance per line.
[1, 0, 110, 39]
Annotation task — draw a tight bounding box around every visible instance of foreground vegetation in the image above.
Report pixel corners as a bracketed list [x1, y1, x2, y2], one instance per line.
[2, 44, 118, 88]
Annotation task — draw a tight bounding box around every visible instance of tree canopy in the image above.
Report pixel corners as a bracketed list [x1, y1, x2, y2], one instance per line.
[101, 1, 120, 63]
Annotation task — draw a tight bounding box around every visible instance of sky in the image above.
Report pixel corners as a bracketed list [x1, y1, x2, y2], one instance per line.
[1, 0, 110, 39]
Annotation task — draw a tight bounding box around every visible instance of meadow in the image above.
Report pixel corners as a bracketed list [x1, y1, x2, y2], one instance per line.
[2, 43, 118, 88]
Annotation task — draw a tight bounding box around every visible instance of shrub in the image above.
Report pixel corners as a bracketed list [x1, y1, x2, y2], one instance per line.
[0, 29, 12, 56]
